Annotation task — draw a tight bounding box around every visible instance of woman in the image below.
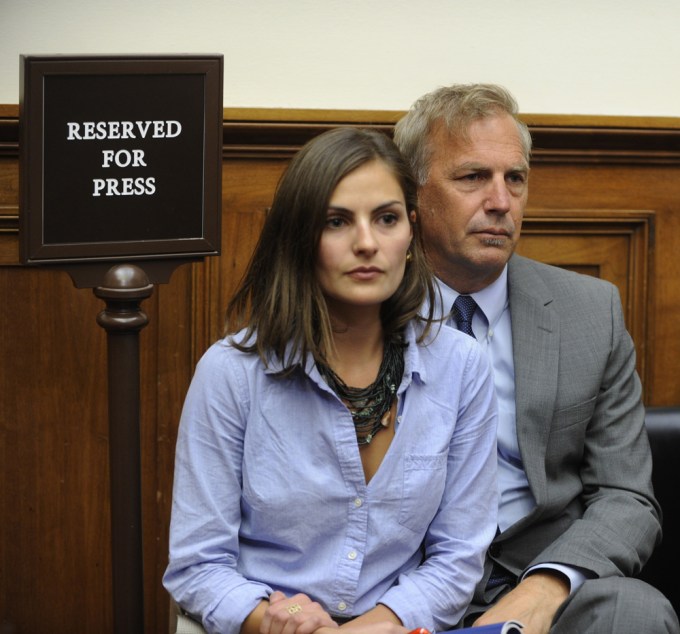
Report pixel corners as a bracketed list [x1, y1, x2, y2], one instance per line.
[163, 128, 498, 634]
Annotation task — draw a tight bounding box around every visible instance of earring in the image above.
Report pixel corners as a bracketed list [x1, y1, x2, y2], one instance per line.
[406, 250, 413, 263]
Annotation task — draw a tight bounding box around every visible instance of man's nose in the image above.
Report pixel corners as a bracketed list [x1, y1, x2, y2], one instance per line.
[484, 177, 511, 214]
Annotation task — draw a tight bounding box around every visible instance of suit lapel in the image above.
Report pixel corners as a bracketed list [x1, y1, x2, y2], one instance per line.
[508, 256, 560, 511]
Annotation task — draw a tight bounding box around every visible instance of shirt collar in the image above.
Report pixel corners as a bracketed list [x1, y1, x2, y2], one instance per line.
[435, 265, 509, 329]
[260, 321, 426, 387]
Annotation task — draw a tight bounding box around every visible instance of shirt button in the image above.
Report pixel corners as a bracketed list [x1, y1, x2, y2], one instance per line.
[337, 602, 347, 612]
[348, 550, 357, 560]
[354, 498, 362, 508]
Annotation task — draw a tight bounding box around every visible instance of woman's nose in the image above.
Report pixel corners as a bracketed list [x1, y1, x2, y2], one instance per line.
[353, 221, 379, 253]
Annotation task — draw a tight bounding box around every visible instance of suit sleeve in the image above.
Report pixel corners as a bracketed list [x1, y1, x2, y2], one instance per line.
[529, 283, 661, 578]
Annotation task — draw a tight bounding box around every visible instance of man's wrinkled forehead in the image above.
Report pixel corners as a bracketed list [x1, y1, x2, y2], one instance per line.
[427, 114, 529, 166]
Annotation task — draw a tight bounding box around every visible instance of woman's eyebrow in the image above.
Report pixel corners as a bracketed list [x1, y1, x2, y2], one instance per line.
[328, 200, 405, 212]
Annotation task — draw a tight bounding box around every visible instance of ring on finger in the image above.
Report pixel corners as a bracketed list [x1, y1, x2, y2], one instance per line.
[287, 604, 303, 615]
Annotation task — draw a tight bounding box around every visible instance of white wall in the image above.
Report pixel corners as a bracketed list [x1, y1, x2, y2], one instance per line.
[2, 0, 679, 116]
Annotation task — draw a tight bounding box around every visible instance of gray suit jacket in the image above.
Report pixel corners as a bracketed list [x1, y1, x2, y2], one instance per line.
[484, 254, 661, 586]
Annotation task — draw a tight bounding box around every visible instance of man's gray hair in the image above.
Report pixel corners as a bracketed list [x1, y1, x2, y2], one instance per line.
[393, 83, 532, 185]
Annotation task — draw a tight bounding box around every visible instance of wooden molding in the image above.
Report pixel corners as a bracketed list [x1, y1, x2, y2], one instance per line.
[0, 204, 18, 230]
[2, 106, 680, 161]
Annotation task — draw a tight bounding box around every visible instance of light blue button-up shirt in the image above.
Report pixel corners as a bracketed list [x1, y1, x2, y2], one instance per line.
[163, 322, 498, 634]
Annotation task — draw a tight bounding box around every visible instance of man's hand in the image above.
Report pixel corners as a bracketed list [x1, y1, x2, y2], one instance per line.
[259, 591, 338, 634]
[473, 571, 569, 634]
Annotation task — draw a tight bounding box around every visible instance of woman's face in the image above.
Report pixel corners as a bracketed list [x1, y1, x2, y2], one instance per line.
[316, 159, 413, 318]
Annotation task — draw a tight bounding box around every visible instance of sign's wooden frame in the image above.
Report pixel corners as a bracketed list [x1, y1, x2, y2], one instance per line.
[20, 54, 223, 264]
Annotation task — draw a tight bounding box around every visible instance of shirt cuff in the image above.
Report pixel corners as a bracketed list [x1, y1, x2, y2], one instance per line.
[378, 581, 436, 632]
[203, 582, 271, 634]
[522, 563, 588, 595]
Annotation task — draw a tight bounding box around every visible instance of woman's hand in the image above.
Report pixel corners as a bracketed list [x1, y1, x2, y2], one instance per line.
[260, 591, 339, 634]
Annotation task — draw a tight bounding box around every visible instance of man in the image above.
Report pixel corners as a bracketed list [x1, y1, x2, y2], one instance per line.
[394, 84, 679, 634]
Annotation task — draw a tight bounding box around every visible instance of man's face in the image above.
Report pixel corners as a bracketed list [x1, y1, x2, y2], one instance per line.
[418, 113, 529, 293]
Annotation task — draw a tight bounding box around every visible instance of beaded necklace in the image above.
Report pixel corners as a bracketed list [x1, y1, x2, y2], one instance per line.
[318, 338, 405, 445]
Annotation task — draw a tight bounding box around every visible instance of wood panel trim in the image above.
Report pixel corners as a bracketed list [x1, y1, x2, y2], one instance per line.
[0, 205, 18, 231]
[221, 121, 680, 162]
[2, 103, 680, 127]
[2, 107, 680, 161]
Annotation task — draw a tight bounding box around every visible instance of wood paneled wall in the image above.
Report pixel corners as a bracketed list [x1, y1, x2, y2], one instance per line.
[1, 105, 680, 633]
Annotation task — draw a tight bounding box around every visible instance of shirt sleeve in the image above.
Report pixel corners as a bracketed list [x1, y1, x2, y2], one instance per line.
[523, 563, 589, 594]
[379, 341, 499, 631]
[163, 343, 271, 634]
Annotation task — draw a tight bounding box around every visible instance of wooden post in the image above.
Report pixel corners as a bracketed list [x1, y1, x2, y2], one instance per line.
[94, 263, 153, 634]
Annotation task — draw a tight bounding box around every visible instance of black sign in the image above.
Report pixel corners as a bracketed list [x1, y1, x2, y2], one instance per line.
[20, 55, 223, 264]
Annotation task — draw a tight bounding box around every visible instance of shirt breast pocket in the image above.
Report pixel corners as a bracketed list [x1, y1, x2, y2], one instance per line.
[398, 453, 447, 533]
